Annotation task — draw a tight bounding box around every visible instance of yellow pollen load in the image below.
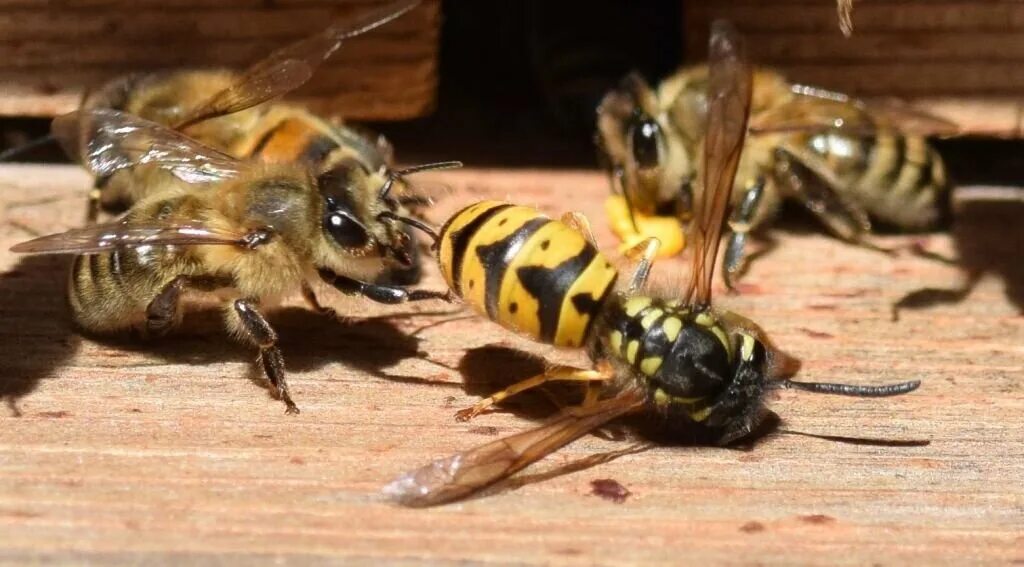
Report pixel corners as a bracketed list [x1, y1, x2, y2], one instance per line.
[662, 317, 683, 342]
[626, 340, 639, 363]
[623, 297, 652, 317]
[640, 308, 663, 330]
[640, 356, 663, 376]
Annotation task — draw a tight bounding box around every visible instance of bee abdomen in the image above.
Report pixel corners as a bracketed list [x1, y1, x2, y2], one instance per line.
[856, 133, 949, 229]
[438, 201, 618, 348]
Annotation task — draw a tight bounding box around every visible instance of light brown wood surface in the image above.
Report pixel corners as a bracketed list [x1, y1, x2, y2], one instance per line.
[0, 0, 439, 121]
[0, 164, 1021, 565]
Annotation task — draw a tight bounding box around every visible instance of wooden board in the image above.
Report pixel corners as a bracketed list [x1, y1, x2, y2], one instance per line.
[0, 0, 439, 121]
[686, 0, 1024, 136]
[0, 164, 1021, 564]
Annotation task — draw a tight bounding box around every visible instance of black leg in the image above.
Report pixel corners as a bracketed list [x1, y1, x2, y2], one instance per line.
[145, 276, 186, 338]
[318, 269, 452, 305]
[723, 178, 766, 291]
[233, 298, 298, 415]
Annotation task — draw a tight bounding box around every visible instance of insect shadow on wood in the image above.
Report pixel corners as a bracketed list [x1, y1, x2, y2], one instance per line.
[893, 187, 1024, 320]
[0, 256, 81, 416]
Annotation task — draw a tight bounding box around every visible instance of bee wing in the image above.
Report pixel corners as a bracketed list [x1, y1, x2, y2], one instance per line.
[52, 109, 246, 184]
[837, 0, 854, 37]
[383, 392, 645, 507]
[11, 221, 252, 255]
[174, 0, 421, 129]
[684, 20, 753, 308]
[749, 85, 961, 138]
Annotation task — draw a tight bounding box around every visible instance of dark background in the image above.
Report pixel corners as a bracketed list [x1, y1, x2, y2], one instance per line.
[1, 0, 1022, 184]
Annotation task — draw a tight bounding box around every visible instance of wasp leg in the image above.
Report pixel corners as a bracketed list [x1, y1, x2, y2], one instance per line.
[560, 211, 597, 245]
[454, 366, 612, 422]
[318, 269, 452, 305]
[232, 299, 298, 415]
[621, 237, 661, 293]
[301, 282, 337, 319]
[723, 178, 767, 290]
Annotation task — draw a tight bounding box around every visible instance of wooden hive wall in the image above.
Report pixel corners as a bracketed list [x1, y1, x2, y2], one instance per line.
[0, 0, 440, 121]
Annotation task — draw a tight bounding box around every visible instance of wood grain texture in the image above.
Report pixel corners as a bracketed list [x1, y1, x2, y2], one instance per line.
[0, 0, 439, 120]
[686, 1, 1024, 100]
[0, 164, 1022, 564]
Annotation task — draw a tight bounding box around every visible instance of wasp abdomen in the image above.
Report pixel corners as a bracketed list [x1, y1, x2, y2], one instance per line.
[438, 201, 618, 348]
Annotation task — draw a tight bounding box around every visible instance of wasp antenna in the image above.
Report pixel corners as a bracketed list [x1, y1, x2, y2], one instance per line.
[779, 379, 920, 397]
[0, 133, 57, 162]
[378, 210, 439, 243]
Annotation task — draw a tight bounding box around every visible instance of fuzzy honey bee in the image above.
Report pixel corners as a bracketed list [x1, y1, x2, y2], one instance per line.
[44, 0, 433, 284]
[385, 21, 920, 506]
[12, 109, 454, 414]
[596, 59, 955, 287]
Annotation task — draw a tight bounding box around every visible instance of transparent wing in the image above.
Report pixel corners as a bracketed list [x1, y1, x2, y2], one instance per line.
[383, 392, 644, 507]
[174, 0, 421, 129]
[749, 85, 961, 138]
[11, 221, 252, 255]
[837, 0, 854, 37]
[52, 109, 245, 184]
[684, 20, 753, 308]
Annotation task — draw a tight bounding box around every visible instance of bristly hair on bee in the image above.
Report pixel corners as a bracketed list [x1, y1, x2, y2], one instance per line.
[385, 20, 921, 508]
[12, 109, 455, 415]
[9, 0, 440, 287]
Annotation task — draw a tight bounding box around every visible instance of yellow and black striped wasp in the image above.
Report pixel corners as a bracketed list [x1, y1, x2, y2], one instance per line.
[384, 20, 920, 506]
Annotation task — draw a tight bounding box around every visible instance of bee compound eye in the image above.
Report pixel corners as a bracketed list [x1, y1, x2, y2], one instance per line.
[324, 209, 370, 249]
[629, 116, 663, 170]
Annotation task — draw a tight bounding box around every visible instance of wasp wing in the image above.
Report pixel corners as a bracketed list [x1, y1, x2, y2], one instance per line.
[11, 221, 252, 255]
[684, 20, 753, 308]
[52, 109, 245, 184]
[174, 0, 421, 129]
[383, 392, 644, 507]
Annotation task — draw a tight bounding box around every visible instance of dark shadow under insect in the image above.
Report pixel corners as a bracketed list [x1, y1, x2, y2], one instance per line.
[0, 256, 81, 416]
[894, 188, 1024, 319]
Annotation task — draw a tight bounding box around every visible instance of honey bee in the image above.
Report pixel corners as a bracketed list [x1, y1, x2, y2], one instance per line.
[58, 0, 433, 284]
[596, 60, 956, 288]
[12, 109, 454, 414]
[384, 21, 920, 507]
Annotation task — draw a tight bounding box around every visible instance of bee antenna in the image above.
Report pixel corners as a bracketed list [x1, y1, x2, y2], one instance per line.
[0, 133, 57, 162]
[378, 210, 439, 244]
[378, 160, 463, 200]
[778, 379, 921, 397]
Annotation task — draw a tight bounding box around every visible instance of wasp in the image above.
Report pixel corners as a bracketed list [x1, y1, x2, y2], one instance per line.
[596, 58, 956, 288]
[384, 21, 920, 506]
[12, 109, 455, 414]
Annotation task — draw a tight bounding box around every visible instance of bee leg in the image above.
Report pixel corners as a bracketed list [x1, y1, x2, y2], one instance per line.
[773, 146, 880, 250]
[622, 237, 661, 293]
[723, 178, 767, 290]
[454, 366, 611, 422]
[145, 276, 187, 338]
[301, 283, 337, 319]
[232, 299, 299, 415]
[318, 269, 453, 305]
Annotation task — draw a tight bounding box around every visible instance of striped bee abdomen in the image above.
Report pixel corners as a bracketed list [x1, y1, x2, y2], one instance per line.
[437, 201, 618, 348]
